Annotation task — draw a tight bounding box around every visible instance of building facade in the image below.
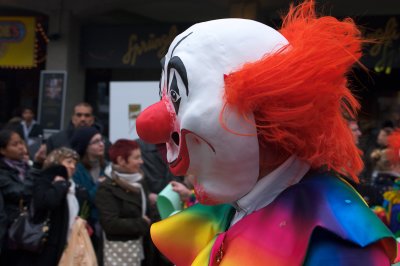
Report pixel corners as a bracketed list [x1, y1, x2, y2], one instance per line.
[0, 0, 400, 136]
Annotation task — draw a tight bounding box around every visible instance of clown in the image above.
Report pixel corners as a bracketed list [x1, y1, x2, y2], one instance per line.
[136, 1, 397, 265]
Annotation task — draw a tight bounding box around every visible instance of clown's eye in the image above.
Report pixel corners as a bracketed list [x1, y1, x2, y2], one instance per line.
[171, 90, 180, 102]
[159, 71, 164, 100]
[169, 73, 181, 114]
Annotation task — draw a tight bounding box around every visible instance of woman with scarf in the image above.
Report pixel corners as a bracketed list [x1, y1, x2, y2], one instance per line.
[95, 139, 151, 266]
[70, 126, 107, 264]
[32, 147, 80, 265]
[0, 129, 34, 265]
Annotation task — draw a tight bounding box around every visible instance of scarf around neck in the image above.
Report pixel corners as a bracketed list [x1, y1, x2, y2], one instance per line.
[105, 164, 146, 215]
[67, 179, 79, 240]
[2, 157, 29, 181]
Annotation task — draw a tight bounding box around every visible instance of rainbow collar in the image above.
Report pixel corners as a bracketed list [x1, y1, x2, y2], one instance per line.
[151, 173, 397, 265]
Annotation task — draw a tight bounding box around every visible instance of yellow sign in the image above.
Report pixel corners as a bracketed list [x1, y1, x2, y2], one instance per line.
[0, 16, 36, 68]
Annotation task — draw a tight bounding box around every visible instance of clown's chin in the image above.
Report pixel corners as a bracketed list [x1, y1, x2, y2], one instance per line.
[193, 183, 221, 205]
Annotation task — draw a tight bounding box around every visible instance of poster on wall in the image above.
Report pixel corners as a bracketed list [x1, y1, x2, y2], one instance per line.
[37, 71, 67, 131]
[109, 81, 159, 142]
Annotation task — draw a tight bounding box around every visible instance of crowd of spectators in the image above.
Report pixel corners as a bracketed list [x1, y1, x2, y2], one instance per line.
[0, 102, 179, 265]
[2, 101, 400, 265]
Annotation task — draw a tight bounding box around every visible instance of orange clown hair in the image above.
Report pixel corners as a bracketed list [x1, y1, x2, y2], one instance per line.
[223, 0, 364, 181]
[387, 130, 400, 166]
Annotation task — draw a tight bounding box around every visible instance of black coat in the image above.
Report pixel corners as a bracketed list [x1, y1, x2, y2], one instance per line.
[95, 177, 159, 266]
[137, 140, 183, 194]
[0, 159, 39, 266]
[45, 126, 74, 154]
[15, 123, 44, 140]
[32, 165, 70, 266]
[0, 159, 33, 254]
[95, 178, 150, 241]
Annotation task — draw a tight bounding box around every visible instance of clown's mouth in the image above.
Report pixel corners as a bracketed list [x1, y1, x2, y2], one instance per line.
[168, 129, 216, 175]
[169, 155, 182, 168]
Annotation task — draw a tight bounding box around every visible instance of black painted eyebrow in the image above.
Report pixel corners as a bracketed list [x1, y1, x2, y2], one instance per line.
[167, 56, 188, 96]
[159, 57, 166, 98]
[171, 32, 193, 57]
[160, 56, 166, 69]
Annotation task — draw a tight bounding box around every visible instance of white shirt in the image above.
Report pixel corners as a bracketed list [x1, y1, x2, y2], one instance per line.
[230, 155, 310, 226]
[21, 120, 37, 146]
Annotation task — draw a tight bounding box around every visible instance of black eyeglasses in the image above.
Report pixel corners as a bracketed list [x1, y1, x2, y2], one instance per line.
[75, 113, 92, 118]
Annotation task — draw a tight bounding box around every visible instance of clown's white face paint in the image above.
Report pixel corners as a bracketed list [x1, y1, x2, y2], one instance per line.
[137, 19, 288, 204]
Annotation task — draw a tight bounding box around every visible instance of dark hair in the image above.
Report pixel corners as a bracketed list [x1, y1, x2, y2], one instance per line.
[0, 129, 21, 158]
[381, 120, 394, 129]
[81, 152, 105, 170]
[0, 129, 18, 150]
[21, 106, 34, 115]
[70, 126, 105, 170]
[74, 102, 93, 113]
[109, 139, 140, 164]
[381, 127, 394, 136]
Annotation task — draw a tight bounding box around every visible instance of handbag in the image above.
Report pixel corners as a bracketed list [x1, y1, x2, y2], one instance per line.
[58, 217, 97, 266]
[8, 199, 50, 253]
[103, 234, 144, 266]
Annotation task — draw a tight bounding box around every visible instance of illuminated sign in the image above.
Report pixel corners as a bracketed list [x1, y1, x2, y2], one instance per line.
[0, 17, 36, 68]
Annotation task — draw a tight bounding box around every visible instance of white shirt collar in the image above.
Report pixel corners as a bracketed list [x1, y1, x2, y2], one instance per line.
[230, 155, 310, 226]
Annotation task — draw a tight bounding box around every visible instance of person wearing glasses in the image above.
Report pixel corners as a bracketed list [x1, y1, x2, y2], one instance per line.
[70, 126, 107, 265]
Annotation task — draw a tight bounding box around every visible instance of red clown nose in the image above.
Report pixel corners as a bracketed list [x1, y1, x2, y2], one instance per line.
[136, 101, 173, 144]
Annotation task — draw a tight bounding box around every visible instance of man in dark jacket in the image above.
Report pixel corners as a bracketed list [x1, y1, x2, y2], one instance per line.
[46, 102, 95, 153]
[46, 102, 111, 159]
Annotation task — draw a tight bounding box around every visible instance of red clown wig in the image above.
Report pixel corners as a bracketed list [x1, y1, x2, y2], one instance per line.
[387, 130, 400, 166]
[223, 0, 364, 181]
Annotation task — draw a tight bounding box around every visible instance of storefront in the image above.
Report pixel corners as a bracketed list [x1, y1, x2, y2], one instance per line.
[81, 23, 191, 135]
[0, 2, 400, 138]
[0, 14, 48, 128]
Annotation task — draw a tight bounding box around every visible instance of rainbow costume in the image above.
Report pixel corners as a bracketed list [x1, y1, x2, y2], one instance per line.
[152, 173, 397, 265]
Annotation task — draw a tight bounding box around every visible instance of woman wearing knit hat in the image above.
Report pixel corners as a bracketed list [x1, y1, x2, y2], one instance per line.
[70, 126, 106, 265]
